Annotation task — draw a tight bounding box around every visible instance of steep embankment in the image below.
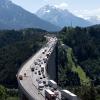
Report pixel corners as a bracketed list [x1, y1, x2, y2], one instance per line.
[58, 43, 90, 87]
[66, 47, 90, 85]
[58, 26, 100, 100]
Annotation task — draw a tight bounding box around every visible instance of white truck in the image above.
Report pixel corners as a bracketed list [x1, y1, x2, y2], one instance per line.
[61, 90, 77, 100]
[48, 80, 57, 89]
[41, 65, 44, 73]
[38, 83, 44, 90]
[45, 89, 56, 100]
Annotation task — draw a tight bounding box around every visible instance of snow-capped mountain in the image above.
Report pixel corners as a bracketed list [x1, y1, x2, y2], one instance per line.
[0, 0, 60, 31]
[36, 5, 92, 27]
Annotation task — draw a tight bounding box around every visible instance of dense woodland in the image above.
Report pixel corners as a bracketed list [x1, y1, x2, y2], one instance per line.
[0, 28, 46, 88]
[58, 25, 100, 100]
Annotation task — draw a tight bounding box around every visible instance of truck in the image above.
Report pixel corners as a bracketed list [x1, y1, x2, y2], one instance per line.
[61, 90, 77, 100]
[48, 80, 57, 89]
[38, 83, 44, 90]
[41, 65, 44, 73]
[45, 89, 56, 100]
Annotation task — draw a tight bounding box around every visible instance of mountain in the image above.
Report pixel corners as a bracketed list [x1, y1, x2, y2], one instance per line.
[36, 5, 92, 27]
[0, 0, 60, 31]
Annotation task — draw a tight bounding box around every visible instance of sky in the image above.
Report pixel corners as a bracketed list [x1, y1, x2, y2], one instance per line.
[11, 0, 100, 20]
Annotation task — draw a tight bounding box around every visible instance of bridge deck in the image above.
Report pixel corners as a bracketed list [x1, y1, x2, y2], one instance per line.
[17, 36, 59, 100]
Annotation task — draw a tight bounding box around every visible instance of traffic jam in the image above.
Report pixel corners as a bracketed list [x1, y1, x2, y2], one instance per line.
[18, 36, 78, 100]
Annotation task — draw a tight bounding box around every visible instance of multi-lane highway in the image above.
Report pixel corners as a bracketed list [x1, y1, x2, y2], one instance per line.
[17, 36, 78, 100]
[17, 36, 59, 100]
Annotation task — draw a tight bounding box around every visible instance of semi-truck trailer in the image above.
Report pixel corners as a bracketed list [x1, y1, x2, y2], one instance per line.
[48, 80, 57, 89]
[41, 65, 44, 73]
[61, 90, 77, 100]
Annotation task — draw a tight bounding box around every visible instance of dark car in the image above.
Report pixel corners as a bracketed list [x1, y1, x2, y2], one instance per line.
[43, 81, 46, 84]
[38, 71, 41, 75]
[40, 77, 42, 79]
[43, 74, 46, 78]
[31, 67, 34, 72]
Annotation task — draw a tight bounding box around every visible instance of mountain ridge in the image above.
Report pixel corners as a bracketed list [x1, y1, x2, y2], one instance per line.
[0, 0, 60, 31]
[36, 5, 92, 27]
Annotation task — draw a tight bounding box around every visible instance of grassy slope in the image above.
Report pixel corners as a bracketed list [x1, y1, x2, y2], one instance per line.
[7, 97, 19, 100]
[72, 66, 90, 85]
[66, 47, 90, 85]
[96, 95, 100, 100]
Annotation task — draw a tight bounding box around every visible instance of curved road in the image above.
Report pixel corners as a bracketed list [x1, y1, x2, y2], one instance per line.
[17, 36, 58, 100]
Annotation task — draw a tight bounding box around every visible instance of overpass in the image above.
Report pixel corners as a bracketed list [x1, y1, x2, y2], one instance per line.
[17, 36, 78, 100]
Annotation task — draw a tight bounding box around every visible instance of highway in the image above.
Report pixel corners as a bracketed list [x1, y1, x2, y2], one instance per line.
[17, 36, 77, 100]
[17, 36, 59, 100]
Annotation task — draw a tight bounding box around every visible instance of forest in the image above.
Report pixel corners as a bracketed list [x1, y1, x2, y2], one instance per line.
[58, 25, 100, 100]
[0, 28, 46, 88]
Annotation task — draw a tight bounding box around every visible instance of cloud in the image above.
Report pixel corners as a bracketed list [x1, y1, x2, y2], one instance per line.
[73, 8, 100, 20]
[54, 2, 68, 10]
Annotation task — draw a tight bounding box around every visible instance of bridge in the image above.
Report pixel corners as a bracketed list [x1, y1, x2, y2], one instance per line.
[17, 36, 78, 100]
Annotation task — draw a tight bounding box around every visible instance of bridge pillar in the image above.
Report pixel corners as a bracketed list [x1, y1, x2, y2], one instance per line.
[19, 87, 29, 100]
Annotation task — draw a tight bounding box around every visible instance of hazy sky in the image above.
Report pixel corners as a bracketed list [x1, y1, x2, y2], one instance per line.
[11, 0, 100, 19]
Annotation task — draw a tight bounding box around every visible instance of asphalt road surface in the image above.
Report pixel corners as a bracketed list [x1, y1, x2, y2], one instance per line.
[17, 36, 61, 100]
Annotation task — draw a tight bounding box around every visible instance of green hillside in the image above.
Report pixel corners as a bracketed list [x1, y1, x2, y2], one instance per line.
[58, 25, 100, 100]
